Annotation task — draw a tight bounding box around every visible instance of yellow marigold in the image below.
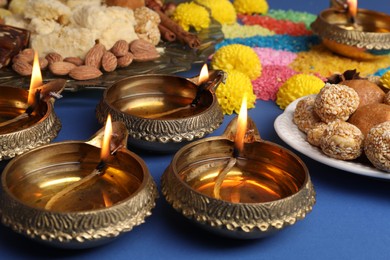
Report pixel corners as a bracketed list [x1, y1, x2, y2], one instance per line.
[380, 70, 390, 89]
[195, 0, 236, 25]
[211, 44, 261, 80]
[172, 2, 210, 31]
[276, 74, 325, 109]
[216, 69, 256, 115]
[233, 0, 269, 15]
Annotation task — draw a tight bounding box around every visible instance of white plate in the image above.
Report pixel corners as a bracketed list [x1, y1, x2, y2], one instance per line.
[274, 95, 390, 179]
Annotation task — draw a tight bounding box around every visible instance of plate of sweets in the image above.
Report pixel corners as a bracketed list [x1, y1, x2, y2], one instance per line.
[275, 72, 390, 179]
[0, 0, 223, 91]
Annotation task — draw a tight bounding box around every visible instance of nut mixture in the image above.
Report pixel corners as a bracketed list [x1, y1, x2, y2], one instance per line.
[293, 95, 321, 133]
[314, 83, 360, 123]
[364, 121, 390, 172]
[320, 120, 364, 160]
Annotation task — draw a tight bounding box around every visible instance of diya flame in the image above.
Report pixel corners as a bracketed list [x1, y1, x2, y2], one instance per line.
[28, 51, 43, 106]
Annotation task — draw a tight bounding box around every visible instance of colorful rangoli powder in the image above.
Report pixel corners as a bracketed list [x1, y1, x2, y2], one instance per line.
[267, 9, 317, 29]
[216, 34, 320, 52]
[252, 65, 297, 101]
[222, 23, 274, 39]
[238, 14, 312, 36]
[253, 47, 297, 66]
[290, 45, 390, 77]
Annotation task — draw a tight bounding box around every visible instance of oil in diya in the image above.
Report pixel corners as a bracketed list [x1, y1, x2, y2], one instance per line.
[162, 97, 316, 238]
[311, 0, 390, 59]
[0, 117, 158, 248]
[0, 50, 66, 160]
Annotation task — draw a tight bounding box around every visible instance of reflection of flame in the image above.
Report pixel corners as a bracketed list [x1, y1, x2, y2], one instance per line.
[28, 50, 43, 105]
[347, 0, 357, 20]
[102, 191, 113, 207]
[198, 64, 209, 84]
[234, 95, 247, 152]
[101, 114, 112, 161]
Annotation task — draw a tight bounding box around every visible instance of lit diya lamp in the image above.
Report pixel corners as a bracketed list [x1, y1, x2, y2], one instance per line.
[0, 117, 158, 248]
[0, 50, 66, 160]
[311, 0, 390, 59]
[162, 97, 316, 238]
[96, 64, 226, 152]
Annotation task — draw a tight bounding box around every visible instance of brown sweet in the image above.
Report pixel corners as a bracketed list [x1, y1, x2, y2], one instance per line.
[314, 83, 360, 123]
[364, 121, 390, 172]
[341, 79, 385, 108]
[106, 0, 145, 9]
[348, 103, 390, 137]
[293, 95, 321, 133]
[320, 120, 364, 160]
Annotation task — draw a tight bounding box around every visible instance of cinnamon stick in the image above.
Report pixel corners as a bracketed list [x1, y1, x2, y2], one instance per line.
[158, 24, 176, 42]
[146, 0, 200, 48]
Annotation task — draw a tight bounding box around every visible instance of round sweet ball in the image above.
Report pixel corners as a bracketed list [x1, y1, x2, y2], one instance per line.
[320, 120, 364, 160]
[364, 121, 390, 172]
[293, 95, 321, 133]
[348, 103, 390, 137]
[341, 79, 385, 108]
[314, 83, 359, 123]
[307, 122, 327, 147]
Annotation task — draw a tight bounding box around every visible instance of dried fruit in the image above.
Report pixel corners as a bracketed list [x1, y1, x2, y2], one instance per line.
[85, 43, 106, 69]
[20, 48, 35, 63]
[39, 58, 48, 70]
[12, 54, 31, 64]
[129, 39, 160, 61]
[102, 51, 117, 72]
[64, 56, 84, 66]
[49, 61, 77, 76]
[117, 52, 134, 68]
[110, 40, 129, 57]
[68, 65, 103, 80]
[45, 52, 63, 65]
[12, 61, 32, 76]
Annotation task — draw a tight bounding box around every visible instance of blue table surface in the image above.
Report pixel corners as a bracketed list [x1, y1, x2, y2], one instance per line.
[1, 1, 390, 259]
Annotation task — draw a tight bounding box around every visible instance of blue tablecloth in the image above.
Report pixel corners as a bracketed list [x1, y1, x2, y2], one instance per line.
[1, 1, 390, 259]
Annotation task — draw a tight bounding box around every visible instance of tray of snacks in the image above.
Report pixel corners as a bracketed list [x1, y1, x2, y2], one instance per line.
[0, 0, 223, 91]
[275, 75, 390, 179]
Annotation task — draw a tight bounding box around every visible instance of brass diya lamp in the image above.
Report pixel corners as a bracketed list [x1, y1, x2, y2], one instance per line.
[311, 0, 390, 60]
[0, 119, 158, 248]
[96, 65, 226, 152]
[0, 51, 66, 160]
[162, 100, 316, 238]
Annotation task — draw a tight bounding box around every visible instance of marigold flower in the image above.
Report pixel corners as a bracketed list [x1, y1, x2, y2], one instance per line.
[172, 2, 210, 31]
[195, 0, 236, 25]
[215, 69, 256, 115]
[211, 44, 261, 80]
[233, 0, 269, 15]
[276, 74, 325, 109]
[380, 70, 390, 89]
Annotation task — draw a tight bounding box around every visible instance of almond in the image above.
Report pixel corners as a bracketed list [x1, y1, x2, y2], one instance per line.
[39, 58, 49, 70]
[102, 51, 117, 72]
[117, 52, 134, 68]
[64, 56, 84, 66]
[46, 52, 63, 65]
[69, 65, 102, 80]
[110, 40, 129, 57]
[12, 61, 32, 76]
[12, 54, 31, 64]
[49, 61, 77, 76]
[129, 39, 160, 61]
[21, 48, 35, 63]
[85, 43, 106, 69]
